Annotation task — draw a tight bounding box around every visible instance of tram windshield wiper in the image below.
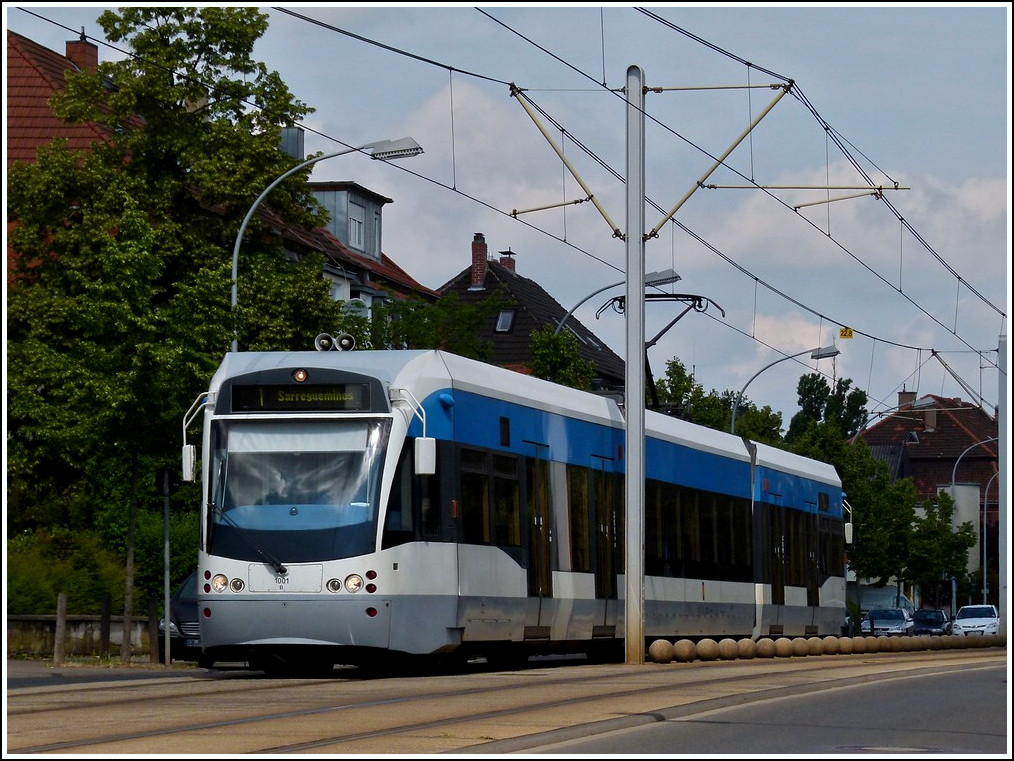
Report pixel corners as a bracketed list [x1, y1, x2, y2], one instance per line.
[212, 502, 288, 575]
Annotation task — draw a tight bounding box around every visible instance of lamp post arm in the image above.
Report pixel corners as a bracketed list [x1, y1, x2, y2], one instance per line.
[730, 349, 808, 434]
[230, 146, 359, 351]
[950, 436, 1000, 485]
[554, 279, 623, 335]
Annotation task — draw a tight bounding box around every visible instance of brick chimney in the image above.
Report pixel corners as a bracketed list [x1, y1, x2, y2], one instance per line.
[66, 36, 98, 74]
[897, 390, 916, 409]
[499, 249, 516, 272]
[469, 232, 488, 290]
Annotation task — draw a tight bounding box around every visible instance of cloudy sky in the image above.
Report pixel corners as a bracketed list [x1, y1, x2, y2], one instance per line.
[6, 4, 1010, 428]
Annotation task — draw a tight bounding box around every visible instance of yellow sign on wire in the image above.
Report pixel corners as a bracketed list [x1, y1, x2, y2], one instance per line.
[839, 327, 854, 339]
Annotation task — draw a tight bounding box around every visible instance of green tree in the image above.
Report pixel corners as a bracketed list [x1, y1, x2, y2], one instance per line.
[529, 325, 594, 389]
[373, 291, 509, 360]
[907, 491, 976, 608]
[6, 7, 344, 613]
[653, 358, 782, 442]
[786, 373, 868, 443]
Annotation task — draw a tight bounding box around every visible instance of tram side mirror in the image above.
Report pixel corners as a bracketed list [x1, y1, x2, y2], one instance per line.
[182, 444, 196, 482]
[844, 521, 853, 545]
[415, 437, 436, 476]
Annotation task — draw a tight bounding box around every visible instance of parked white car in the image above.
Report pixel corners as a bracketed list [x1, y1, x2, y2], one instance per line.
[951, 604, 999, 636]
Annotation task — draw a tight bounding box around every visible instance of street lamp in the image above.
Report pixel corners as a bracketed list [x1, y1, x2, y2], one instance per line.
[729, 344, 840, 434]
[230, 137, 424, 351]
[982, 471, 999, 604]
[553, 268, 681, 335]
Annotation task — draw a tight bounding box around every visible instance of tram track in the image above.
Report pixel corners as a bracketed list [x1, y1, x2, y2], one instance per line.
[6, 649, 1003, 755]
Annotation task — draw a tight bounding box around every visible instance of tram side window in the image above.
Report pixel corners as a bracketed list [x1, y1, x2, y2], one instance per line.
[645, 480, 663, 576]
[647, 478, 685, 577]
[460, 448, 490, 545]
[382, 442, 441, 547]
[682, 491, 702, 579]
[730, 494, 753, 581]
[382, 446, 415, 548]
[661, 481, 683, 578]
[785, 509, 807, 587]
[699, 493, 718, 579]
[567, 464, 592, 572]
[817, 515, 843, 582]
[492, 454, 521, 547]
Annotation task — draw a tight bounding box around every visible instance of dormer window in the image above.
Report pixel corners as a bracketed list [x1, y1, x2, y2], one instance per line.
[349, 200, 365, 249]
[495, 309, 515, 333]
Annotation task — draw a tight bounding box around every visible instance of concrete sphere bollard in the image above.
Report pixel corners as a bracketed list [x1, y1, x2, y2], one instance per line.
[756, 637, 777, 658]
[648, 639, 675, 664]
[737, 638, 758, 660]
[838, 635, 854, 654]
[774, 637, 794, 657]
[696, 638, 720, 661]
[807, 636, 824, 656]
[791, 637, 810, 657]
[673, 639, 697, 662]
[822, 636, 840, 655]
[718, 638, 739, 660]
[928, 634, 946, 651]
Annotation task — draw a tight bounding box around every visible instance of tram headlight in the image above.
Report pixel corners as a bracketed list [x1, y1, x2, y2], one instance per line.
[211, 574, 229, 593]
[344, 574, 365, 593]
[230, 578, 245, 592]
[327, 578, 343, 593]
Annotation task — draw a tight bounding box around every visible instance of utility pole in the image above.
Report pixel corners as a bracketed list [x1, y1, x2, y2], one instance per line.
[624, 64, 645, 665]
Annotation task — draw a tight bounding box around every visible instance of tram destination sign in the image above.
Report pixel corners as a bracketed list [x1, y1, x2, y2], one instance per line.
[232, 382, 371, 412]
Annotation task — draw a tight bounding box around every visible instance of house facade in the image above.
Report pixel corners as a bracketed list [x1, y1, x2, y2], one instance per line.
[6, 30, 435, 311]
[855, 390, 1000, 601]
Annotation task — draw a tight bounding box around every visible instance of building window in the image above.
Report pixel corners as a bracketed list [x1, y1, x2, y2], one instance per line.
[495, 309, 515, 333]
[349, 200, 365, 249]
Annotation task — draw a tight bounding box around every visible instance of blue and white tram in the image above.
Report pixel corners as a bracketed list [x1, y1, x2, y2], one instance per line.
[183, 348, 846, 674]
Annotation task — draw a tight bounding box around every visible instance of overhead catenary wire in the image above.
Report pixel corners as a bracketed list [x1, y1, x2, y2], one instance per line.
[14, 5, 1003, 409]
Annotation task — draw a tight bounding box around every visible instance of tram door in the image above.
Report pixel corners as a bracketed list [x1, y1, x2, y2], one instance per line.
[525, 449, 553, 601]
[768, 505, 787, 606]
[592, 466, 620, 602]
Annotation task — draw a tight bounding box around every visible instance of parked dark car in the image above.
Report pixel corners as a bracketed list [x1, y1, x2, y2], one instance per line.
[157, 571, 208, 665]
[912, 608, 951, 636]
[859, 607, 915, 637]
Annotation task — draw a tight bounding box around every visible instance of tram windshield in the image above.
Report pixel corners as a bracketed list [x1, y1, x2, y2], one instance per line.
[207, 418, 391, 562]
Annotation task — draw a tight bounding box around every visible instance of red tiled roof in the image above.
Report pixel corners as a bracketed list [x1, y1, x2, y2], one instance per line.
[856, 394, 998, 502]
[6, 30, 111, 168]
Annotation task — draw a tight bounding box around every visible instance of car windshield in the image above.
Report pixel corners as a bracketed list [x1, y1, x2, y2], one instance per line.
[914, 610, 941, 622]
[957, 606, 996, 620]
[871, 609, 903, 620]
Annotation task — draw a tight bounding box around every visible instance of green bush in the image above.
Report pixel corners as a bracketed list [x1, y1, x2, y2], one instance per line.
[6, 529, 126, 614]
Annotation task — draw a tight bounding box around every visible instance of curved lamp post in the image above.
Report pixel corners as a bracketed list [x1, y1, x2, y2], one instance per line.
[230, 137, 424, 351]
[981, 471, 999, 604]
[949, 435, 999, 605]
[730, 344, 840, 434]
